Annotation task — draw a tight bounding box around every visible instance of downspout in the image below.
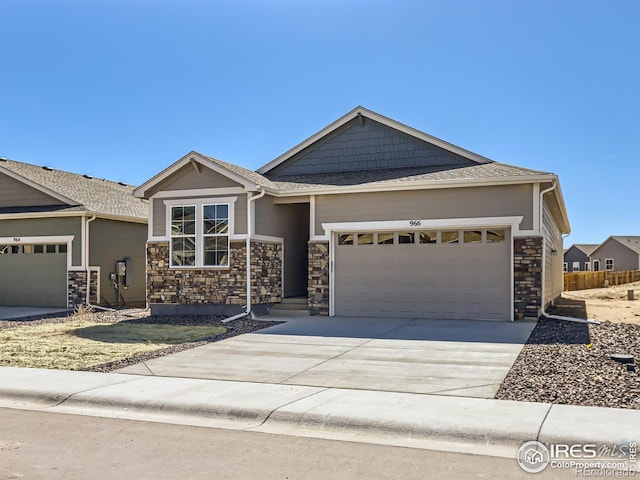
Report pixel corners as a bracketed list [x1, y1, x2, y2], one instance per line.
[223, 188, 266, 323]
[84, 214, 97, 306]
[84, 214, 116, 312]
[539, 182, 599, 324]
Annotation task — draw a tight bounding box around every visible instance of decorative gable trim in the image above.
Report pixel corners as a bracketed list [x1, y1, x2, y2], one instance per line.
[0, 165, 79, 206]
[257, 106, 494, 175]
[133, 151, 257, 199]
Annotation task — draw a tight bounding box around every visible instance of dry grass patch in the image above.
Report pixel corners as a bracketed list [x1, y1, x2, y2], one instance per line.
[0, 317, 225, 370]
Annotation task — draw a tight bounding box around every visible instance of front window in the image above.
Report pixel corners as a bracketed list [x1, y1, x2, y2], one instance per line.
[572, 262, 580, 272]
[170, 203, 230, 267]
[203, 204, 229, 266]
[171, 206, 196, 266]
[605, 258, 614, 271]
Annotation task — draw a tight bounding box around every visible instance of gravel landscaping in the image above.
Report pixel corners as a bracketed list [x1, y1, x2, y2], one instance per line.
[496, 317, 640, 410]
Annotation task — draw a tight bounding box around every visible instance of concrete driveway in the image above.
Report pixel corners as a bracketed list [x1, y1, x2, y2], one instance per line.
[0, 306, 70, 320]
[117, 316, 535, 399]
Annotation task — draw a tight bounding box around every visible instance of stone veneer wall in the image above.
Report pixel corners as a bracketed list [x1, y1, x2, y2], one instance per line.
[308, 241, 329, 316]
[513, 236, 543, 320]
[67, 270, 98, 308]
[146, 241, 282, 306]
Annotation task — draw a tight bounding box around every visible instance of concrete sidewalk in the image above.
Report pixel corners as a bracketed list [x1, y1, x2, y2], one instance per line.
[0, 366, 638, 459]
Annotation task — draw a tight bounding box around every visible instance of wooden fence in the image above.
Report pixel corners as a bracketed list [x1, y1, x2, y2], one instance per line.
[564, 270, 640, 291]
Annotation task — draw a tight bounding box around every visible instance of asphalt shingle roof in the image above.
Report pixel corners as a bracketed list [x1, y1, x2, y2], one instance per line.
[265, 162, 551, 191]
[572, 244, 600, 256]
[0, 159, 147, 219]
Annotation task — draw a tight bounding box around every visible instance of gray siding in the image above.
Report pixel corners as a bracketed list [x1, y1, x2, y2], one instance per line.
[0, 172, 67, 208]
[314, 184, 534, 236]
[89, 219, 147, 306]
[564, 247, 590, 271]
[152, 194, 248, 237]
[147, 163, 242, 197]
[590, 240, 640, 271]
[0, 216, 83, 265]
[542, 199, 563, 303]
[267, 117, 476, 177]
[255, 196, 309, 297]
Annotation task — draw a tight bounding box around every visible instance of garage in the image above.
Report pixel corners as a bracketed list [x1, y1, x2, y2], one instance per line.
[0, 243, 68, 308]
[334, 228, 511, 320]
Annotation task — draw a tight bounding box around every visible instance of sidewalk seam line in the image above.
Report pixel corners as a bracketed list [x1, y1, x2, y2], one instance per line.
[248, 388, 329, 430]
[48, 377, 146, 408]
[536, 404, 553, 441]
[276, 320, 416, 385]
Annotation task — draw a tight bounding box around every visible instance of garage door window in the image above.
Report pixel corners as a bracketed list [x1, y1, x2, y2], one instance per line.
[0, 244, 67, 254]
[338, 229, 507, 247]
[464, 230, 482, 243]
[398, 232, 415, 244]
[419, 231, 437, 244]
[338, 234, 354, 245]
[377, 232, 394, 245]
[486, 229, 506, 243]
[441, 231, 459, 244]
[357, 233, 374, 245]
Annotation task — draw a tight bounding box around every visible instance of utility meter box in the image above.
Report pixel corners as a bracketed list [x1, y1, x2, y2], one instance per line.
[115, 258, 132, 287]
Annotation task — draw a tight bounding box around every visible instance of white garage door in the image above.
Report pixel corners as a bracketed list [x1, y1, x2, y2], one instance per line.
[334, 228, 511, 320]
[0, 243, 68, 307]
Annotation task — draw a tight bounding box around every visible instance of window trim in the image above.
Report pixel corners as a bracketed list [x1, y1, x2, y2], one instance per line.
[572, 261, 580, 272]
[593, 259, 600, 271]
[605, 258, 614, 272]
[584, 261, 591, 271]
[164, 197, 236, 269]
[563, 262, 568, 273]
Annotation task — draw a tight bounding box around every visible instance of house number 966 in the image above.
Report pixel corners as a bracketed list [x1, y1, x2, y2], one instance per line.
[409, 220, 421, 227]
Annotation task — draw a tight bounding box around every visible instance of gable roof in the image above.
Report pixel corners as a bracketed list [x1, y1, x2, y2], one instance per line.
[567, 244, 600, 256]
[133, 151, 276, 198]
[257, 106, 495, 175]
[0, 158, 147, 220]
[591, 236, 640, 257]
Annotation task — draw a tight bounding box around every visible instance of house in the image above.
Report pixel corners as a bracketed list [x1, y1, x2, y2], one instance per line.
[563, 244, 598, 272]
[134, 107, 570, 321]
[589, 236, 640, 272]
[0, 158, 148, 308]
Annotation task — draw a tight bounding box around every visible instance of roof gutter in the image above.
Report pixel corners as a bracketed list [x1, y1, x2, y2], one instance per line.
[222, 188, 267, 323]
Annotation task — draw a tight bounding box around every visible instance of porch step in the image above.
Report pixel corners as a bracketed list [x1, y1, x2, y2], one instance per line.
[280, 297, 308, 305]
[267, 309, 311, 317]
[270, 297, 310, 317]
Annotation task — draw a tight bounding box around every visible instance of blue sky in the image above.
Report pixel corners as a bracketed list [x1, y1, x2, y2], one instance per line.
[1, 0, 638, 244]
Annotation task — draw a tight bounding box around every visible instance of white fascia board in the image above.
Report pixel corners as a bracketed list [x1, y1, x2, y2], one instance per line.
[0, 166, 80, 206]
[257, 106, 494, 174]
[151, 187, 247, 199]
[272, 174, 555, 197]
[322, 216, 524, 234]
[0, 210, 146, 224]
[133, 151, 256, 198]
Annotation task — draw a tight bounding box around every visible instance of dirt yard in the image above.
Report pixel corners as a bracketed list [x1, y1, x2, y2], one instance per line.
[560, 280, 640, 325]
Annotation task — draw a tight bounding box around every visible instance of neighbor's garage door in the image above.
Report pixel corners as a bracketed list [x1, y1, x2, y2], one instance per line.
[0, 243, 68, 307]
[334, 228, 511, 320]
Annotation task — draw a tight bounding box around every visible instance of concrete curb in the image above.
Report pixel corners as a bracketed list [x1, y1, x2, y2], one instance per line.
[0, 367, 638, 458]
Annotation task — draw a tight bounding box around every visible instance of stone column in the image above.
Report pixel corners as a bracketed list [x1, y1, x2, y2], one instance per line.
[513, 237, 543, 320]
[308, 241, 329, 316]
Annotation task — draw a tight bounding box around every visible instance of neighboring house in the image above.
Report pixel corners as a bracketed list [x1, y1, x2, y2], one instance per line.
[563, 244, 598, 272]
[134, 106, 570, 321]
[589, 236, 640, 272]
[0, 158, 148, 308]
